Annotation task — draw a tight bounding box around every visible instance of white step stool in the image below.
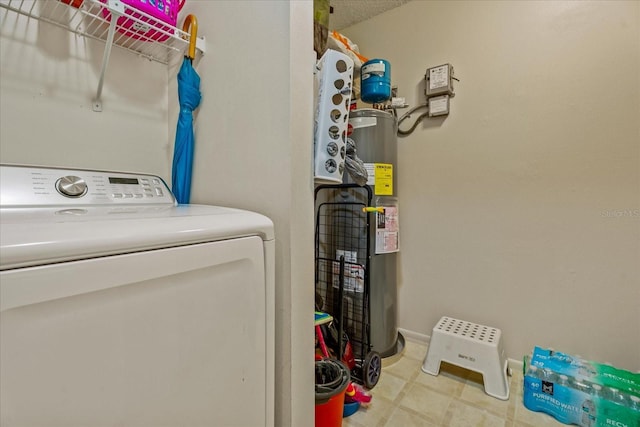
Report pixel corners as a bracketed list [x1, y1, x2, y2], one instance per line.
[422, 316, 510, 400]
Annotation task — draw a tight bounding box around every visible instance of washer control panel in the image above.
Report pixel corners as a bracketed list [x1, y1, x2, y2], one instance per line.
[0, 164, 176, 207]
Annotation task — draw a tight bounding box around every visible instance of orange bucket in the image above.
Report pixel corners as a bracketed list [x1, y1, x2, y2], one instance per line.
[315, 359, 350, 427]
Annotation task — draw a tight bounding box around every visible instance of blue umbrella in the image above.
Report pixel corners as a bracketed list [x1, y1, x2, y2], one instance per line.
[172, 16, 201, 204]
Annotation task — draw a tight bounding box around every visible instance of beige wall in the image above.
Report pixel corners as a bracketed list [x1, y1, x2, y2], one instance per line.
[0, 9, 170, 177]
[343, 1, 640, 370]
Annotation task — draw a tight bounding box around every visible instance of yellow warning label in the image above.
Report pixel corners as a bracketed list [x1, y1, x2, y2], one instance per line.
[374, 163, 393, 195]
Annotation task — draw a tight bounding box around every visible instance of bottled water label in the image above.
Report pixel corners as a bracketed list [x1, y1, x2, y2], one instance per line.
[523, 349, 640, 427]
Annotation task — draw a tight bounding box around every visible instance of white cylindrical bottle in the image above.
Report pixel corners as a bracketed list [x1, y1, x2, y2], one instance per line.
[581, 383, 599, 427]
[540, 368, 557, 383]
[527, 365, 539, 378]
[557, 374, 569, 387]
[605, 387, 627, 407]
[571, 378, 591, 394]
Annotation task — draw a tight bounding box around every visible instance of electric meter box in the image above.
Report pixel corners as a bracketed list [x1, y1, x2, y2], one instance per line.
[425, 64, 454, 97]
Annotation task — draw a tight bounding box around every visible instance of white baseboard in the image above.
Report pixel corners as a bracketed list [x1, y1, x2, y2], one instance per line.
[508, 357, 524, 374]
[398, 327, 430, 344]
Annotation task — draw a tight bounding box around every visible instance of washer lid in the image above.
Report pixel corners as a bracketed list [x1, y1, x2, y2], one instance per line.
[0, 204, 274, 270]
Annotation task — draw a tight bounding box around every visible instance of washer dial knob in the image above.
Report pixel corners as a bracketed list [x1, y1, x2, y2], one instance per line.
[55, 176, 88, 198]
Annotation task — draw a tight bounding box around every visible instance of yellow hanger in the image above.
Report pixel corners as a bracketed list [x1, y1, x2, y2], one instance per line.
[362, 207, 385, 213]
[182, 14, 198, 60]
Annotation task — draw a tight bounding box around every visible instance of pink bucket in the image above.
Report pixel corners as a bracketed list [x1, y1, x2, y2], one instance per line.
[101, 0, 185, 42]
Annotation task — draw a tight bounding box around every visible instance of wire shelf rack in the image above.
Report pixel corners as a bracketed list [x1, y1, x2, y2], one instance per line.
[0, 0, 205, 110]
[0, 0, 203, 64]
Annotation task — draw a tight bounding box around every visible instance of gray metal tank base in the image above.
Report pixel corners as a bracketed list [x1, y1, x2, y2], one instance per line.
[381, 331, 405, 361]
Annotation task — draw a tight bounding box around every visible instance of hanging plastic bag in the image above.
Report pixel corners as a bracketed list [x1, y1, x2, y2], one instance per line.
[328, 31, 368, 68]
[327, 31, 368, 99]
[345, 137, 368, 186]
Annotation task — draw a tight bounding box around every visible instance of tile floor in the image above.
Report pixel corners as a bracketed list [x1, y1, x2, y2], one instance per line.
[343, 339, 565, 427]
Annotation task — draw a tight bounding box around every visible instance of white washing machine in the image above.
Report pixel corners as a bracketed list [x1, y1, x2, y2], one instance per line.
[0, 164, 274, 427]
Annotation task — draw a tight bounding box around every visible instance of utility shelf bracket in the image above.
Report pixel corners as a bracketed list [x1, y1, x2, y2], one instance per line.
[93, 0, 123, 111]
